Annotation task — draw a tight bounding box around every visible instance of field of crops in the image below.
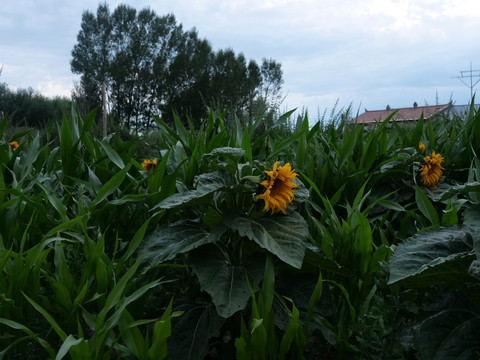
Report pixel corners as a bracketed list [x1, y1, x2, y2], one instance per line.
[1, 105, 480, 359]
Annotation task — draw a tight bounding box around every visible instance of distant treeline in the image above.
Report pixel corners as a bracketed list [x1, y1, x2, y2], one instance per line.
[0, 83, 71, 128]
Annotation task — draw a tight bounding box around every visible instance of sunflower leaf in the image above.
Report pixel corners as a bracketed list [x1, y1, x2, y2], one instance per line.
[204, 147, 245, 161]
[415, 309, 480, 359]
[138, 220, 226, 269]
[388, 225, 475, 286]
[151, 171, 234, 210]
[190, 244, 265, 318]
[224, 211, 309, 269]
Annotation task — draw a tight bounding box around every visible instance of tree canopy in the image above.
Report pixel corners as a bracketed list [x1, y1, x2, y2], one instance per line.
[71, 3, 283, 132]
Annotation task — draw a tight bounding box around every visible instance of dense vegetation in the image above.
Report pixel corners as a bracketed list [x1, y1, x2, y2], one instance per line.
[0, 82, 71, 130]
[1, 101, 480, 359]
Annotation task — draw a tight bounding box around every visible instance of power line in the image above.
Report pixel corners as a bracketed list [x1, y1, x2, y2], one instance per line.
[453, 62, 480, 99]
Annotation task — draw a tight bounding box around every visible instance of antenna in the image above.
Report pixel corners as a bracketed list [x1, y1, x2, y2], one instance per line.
[453, 62, 480, 100]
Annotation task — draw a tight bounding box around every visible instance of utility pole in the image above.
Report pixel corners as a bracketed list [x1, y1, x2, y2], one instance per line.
[454, 62, 480, 100]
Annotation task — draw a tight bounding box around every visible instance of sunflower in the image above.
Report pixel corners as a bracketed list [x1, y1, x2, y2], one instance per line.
[419, 151, 444, 187]
[256, 161, 298, 214]
[418, 141, 425, 153]
[9, 141, 19, 150]
[141, 159, 157, 173]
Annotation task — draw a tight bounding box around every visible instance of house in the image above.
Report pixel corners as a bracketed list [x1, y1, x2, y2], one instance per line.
[443, 103, 480, 119]
[351, 102, 452, 129]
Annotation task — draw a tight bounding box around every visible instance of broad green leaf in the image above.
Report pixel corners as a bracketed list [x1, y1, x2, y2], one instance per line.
[152, 171, 234, 210]
[168, 304, 224, 360]
[464, 206, 480, 257]
[291, 178, 309, 205]
[98, 140, 125, 168]
[205, 147, 245, 161]
[224, 211, 309, 269]
[388, 226, 475, 286]
[139, 220, 226, 268]
[424, 181, 480, 203]
[415, 309, 480, 359]
[190, 244, 265, 318]
[415, 185, 439, 226]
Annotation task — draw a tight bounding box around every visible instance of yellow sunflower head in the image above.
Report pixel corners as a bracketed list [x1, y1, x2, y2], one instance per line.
[419, 151, 444, 187]
[9, 141, 19, 150]
[142, 159, 157, 173]
[256, 161, 298, 214]
[418, 141, 425, 153]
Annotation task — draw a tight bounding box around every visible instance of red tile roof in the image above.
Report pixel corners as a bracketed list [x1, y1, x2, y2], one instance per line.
[352, 103, 451, 124]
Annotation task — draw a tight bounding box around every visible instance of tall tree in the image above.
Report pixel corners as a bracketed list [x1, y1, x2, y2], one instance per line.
[71, 3, 284, 132]
[71, 3, 113, 116]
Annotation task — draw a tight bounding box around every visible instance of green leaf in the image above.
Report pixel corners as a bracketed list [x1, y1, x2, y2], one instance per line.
[190, 245, 265, 318]
[224, 211, 309, 269]
[415, 185, 440, 226]
[168, 304, 224, 360]
[120, 218, 151, 265]
[35, 182, 68, 222]
[89, 163, 131, 208]
[139, 221, 226, 268]
[98, 140, 125, 168]
[291, 178, 309, 205]
[278, 301, 301, 360]
[148, 298, 174, 360]
[415, 309, 480, 359]
[205, 147, 245, 161]
[464, 207, 480, 257]
[152, 171, 234, 210]
[56, 334, 84, 360]
[424, 181, 480, 203]
[0, 318, 55, 358]
[44, 215, 86, 238]
[241, 126, 252, 162]
[23, 292, 68, 341]
[388, 226, 475, 286]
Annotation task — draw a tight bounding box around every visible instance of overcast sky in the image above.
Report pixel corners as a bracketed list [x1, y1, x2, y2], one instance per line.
[2, 0, 480, 119]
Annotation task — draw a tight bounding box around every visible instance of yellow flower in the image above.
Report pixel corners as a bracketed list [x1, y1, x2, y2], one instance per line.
[419, 151, 444, 187]
[9, 141, 19, 150]
[256, 162, 298, 214]
[142, 159, 157, 173]
[418, 141, 425, 153]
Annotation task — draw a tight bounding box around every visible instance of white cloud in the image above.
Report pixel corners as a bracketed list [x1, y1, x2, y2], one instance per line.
[37, 79, 73, 98]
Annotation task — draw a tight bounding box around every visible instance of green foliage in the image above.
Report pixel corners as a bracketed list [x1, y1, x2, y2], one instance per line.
[0, 83, 71, 129]
[1, 100, 480, 359]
